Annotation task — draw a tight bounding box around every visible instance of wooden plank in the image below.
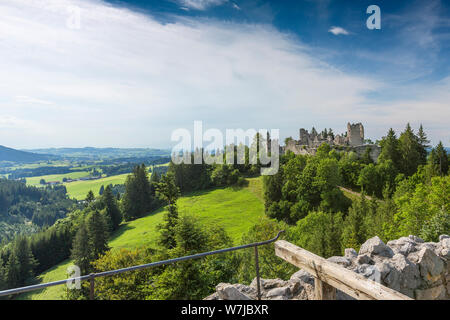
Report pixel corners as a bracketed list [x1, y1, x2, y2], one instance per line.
[314, 278, 336, 300]
[275, 240, 412, 300]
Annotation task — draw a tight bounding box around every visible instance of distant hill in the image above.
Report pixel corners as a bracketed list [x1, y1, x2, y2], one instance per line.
[0, 145, 55, 163]
[25, 147, 171, 160]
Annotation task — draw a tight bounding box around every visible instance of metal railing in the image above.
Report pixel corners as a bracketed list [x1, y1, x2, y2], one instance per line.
[0, 230, 285, 300]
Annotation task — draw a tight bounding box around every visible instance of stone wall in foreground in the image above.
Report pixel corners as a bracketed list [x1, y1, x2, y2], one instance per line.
[205, 235, 450, 300]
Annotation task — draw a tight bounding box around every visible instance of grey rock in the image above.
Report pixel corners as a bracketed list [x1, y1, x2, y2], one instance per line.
[391, 254, 420, 290]
[216, 283, 254, 300]
[266, 286, 291, 298]
[204, 292, 219, 300]
[399, 243, 416, 255]
[344, 248, 358, 259]
[250, 278, 286, 290]
[441, 238, 450, 250]
[439, 235, 449, 242]
[409, 235, 424, 243]
[356, 254, 374, 265]
[355, 264, 377, 278]
[417, 248, 444, 281]
[421, 242, 438, 251]
[327, 256, 351, 267]
[359, 236, 394, 258]
[383, 266, 401, 292]
[290, 269, 314, 285]
[415, 284, 447, 300]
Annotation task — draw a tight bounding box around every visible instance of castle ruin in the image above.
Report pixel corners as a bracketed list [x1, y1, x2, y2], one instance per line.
[283, 122, 381, 162]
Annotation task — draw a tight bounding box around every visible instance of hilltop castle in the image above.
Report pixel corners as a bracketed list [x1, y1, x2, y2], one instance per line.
[282, 122, 381, 162]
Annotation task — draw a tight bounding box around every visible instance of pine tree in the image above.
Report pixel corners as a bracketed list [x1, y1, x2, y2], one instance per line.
[432, 142, 449, 176]
[85, 190, 95, 205]
[398, 123, 421, 176]
[99, 185, 105, 196]
[86, 210, 109, 260]
[122, 164, 153, 221]
[102, 185, 122, 231]
[417, 124, 430, 165]
[156, 172, 181, 249]
[341, 193, 368, 251]
[13, 237, 37, 285]
[71, 223, 92, 275]
[6, 252, 20, 288]
[378, 128, 402, 172]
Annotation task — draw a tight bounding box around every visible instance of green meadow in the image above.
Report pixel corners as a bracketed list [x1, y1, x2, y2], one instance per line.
[19, 177, 265, 300]
[25, 171, 91, 186]
[63, 174, 130, 200]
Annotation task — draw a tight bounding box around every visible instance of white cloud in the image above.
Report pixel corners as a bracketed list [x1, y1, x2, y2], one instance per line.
[232, 3, 241, 10]
[177, 0, 227, 11]
[0, 0, 447, 149]
[328, 26, 349, 36]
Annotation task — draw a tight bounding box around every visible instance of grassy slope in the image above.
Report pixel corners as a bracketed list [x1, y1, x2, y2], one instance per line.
[63, 174, 130, 200]
[19, 177, 265, 300]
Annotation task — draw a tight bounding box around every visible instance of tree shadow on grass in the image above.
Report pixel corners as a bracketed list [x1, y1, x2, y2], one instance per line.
[109, 224, 135, 242]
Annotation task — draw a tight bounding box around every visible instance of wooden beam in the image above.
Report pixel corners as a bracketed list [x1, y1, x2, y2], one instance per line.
[314, 278, 336, 300]
[275, 240, 412, 300]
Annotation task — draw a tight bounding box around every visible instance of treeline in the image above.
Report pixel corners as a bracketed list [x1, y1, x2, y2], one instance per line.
[98, 157, 171, 176]
[340, 124, 448, 197]
[4, 166, 78, 180]
[263, 124, 449, 258]
[168, 143, 271, 194]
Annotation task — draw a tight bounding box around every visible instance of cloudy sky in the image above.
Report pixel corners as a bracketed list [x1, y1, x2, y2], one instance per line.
[0, 0, 449, 149]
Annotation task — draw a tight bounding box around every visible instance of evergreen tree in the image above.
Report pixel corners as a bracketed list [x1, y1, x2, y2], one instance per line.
[341, 193, 368, 251]
[398, 123, 421, 176]
[417, 124, 430, 165]
[378, 128, 402, 172]
[122, 164, 153, 221]
[85, 190, 95, 205]
[101, 185, 122, 231]
[86, 210, 109, 260]
[71, 224, 92, 275]
[156, 172, 181, 249]
[13, 237, 37, 285]
[99, 185, 105, 196]
[431, 142, 449, 176]
[5, 252, 20, 288]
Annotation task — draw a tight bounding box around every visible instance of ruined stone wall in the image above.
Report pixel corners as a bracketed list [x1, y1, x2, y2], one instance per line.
[205, 235, 450, 300]
[347, 122, 364, 146]
[353, 144, 381, 162]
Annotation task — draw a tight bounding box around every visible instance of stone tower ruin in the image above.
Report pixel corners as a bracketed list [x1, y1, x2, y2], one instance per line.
[346, 123, 364, 146]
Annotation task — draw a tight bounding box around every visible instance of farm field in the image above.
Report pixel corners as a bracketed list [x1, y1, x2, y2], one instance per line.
[63, 174, 130, 200]
[19, 177, 265, 300]
[25, 171, 91, 186]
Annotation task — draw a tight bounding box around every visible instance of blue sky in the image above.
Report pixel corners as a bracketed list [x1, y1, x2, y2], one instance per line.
[0, 0, 449, 148]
